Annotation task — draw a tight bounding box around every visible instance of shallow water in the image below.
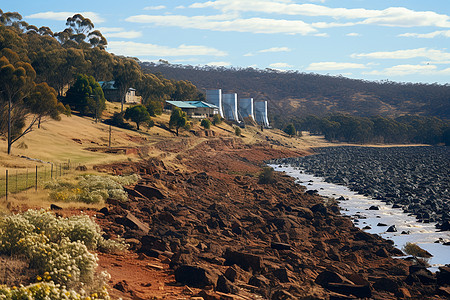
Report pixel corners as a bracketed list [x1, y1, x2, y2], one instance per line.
[270, 164, 450, 271]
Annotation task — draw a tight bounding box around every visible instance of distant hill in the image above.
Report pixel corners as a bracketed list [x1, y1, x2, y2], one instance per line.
[140, 62, 450, 124]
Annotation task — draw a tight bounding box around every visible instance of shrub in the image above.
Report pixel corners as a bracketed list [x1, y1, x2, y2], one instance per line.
[212, 114, 222, 125]
[201, 119, 211, 129]
[235, 127, 241, 137]
[45, 174, 140, 204]
[0, 210, 125, 297]
[104, 112, 133, 130]
[284, 123, 296, 137]
[0, 282, 110, 300]
[403, 242, 432, 258]
[258, 167, 275, 184]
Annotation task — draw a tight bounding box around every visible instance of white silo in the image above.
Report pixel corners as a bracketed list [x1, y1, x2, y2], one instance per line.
[254, 101, 270, 127]
[238, 98, 255, 121]
[222, 93, 240, 122]
[206, 89, 224, 117]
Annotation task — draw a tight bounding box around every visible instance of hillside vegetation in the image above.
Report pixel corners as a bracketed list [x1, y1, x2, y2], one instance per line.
[141, 63, 450, 121]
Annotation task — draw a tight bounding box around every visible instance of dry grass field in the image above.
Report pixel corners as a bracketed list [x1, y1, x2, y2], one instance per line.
[1, 100, 402, 211]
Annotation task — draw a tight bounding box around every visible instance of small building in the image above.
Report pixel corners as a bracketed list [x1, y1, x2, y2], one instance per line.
[99, 81, 142, 104]
[165, 101, 219, 118]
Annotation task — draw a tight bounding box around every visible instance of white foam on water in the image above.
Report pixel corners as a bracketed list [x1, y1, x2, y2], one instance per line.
[270, 164, 450, 272]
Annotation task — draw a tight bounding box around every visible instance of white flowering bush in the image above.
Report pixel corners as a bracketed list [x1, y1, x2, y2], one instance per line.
[0, 282, 110, 300]
[0, 210, 126, 298]
[45, 174, 140, 204]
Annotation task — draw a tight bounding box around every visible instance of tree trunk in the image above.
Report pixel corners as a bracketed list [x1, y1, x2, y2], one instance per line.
[176, 127, 179, 136]
[136, 123, 140, 130]
[7, 97, 12, 155]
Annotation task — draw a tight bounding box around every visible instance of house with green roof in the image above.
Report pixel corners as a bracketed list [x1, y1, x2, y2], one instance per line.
[165, 101, 219, 118]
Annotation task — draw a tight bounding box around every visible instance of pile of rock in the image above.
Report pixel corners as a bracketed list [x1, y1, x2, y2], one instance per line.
[273, 146, 450, 231]
[93, 151, 450, 299]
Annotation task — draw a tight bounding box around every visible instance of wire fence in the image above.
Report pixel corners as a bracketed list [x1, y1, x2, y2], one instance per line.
[0, 160, 75, 201]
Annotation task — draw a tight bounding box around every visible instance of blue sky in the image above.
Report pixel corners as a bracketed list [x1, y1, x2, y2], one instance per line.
[3, 0, 450, 84]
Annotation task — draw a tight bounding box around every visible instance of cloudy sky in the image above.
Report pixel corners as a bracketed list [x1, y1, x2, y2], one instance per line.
[3, 0, 450, 84]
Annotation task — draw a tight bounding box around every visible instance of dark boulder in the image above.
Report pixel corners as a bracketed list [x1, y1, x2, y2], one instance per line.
[174, 265, 217, 288]
[134, 184, 165, 199]
[216, 275, 238, 294]
[386, 225, 397, 232]
[224, 249, 262, 272]
[271, 242, 291, 251]
[437, 266, 450, 285]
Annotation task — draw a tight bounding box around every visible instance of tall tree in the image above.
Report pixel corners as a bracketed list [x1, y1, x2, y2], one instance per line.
[136, 73, 173, 104]
[24, 82, 65, 128]
[124, 105, 151, 130]
[113, 57, 142, 111]
[169, 107, 188, 136]
[64, 74, 106, 117]
[65, 14, 94, 35]
[84, 47, 114, 81]
[0, 51, 63, 154]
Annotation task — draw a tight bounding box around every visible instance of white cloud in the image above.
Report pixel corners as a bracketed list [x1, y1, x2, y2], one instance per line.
[245, 47, 291, 57]
[399, 30, 450, 38]
[206, 61, 232, 66]
[422, 60, 450, 65]
[144, 6, 166, 10]
[352, 48, 450, 61]
[314, 33, 329, 37]
[359, 7, 450, 28]
[346, 32, 361, 37]
[107, 41, 227, 57]
[259, 47, 291, 53]
[126, 14, 317, 35]
[96, 27, 142, 39]
[269, 62, 293, 68]
[189, 1, 450, 28]
[364, 64, 439, 76]
[104, 31, 142, 39]
[306, 62, 366, 71]
[25, 11, 105, 24]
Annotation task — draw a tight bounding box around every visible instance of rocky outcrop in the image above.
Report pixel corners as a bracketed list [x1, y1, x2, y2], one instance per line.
[274, 146, 450, 230]
[94, 142, 448, 299]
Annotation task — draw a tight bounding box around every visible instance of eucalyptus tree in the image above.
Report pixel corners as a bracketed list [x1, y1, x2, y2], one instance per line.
[0, 50, 64, 154]
[113, 57, 142, 111]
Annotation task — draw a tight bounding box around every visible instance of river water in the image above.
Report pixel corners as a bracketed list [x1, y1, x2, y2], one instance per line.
[270, 164, 450, 272]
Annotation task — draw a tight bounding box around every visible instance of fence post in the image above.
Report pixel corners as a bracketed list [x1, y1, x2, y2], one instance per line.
[51, 164, 53, 179]
[5, 170, 8, 202]
[35, 166, 38, 191]
[26, 169, 28, 192]
[15, 170, 18, 193]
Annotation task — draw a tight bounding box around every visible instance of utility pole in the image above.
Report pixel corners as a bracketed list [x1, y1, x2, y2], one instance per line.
[108, 125, 112, 148]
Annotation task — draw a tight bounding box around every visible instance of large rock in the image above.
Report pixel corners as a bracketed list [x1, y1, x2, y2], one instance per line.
[224, 249, 262, 272]
[216, 275, 238, 294]
[134, 184, 165, 199]
[437, 266, 450, 286]
[115, 212, 149, 234]
[315, 270, 372, 298]
[372, 277, 399, 293]
[174, 265, 217, 288]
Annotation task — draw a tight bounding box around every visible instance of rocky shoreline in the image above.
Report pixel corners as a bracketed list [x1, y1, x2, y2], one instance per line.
[271, 146, 450, 232]
[93, 139, 449, 299]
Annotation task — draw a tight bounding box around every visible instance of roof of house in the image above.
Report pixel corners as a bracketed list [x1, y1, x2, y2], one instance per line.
[166, 101, 219, 109]
[98, 81, 117, 90]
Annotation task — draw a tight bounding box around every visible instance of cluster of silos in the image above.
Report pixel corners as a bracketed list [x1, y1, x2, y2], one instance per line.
[205, 89, 269, 127]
